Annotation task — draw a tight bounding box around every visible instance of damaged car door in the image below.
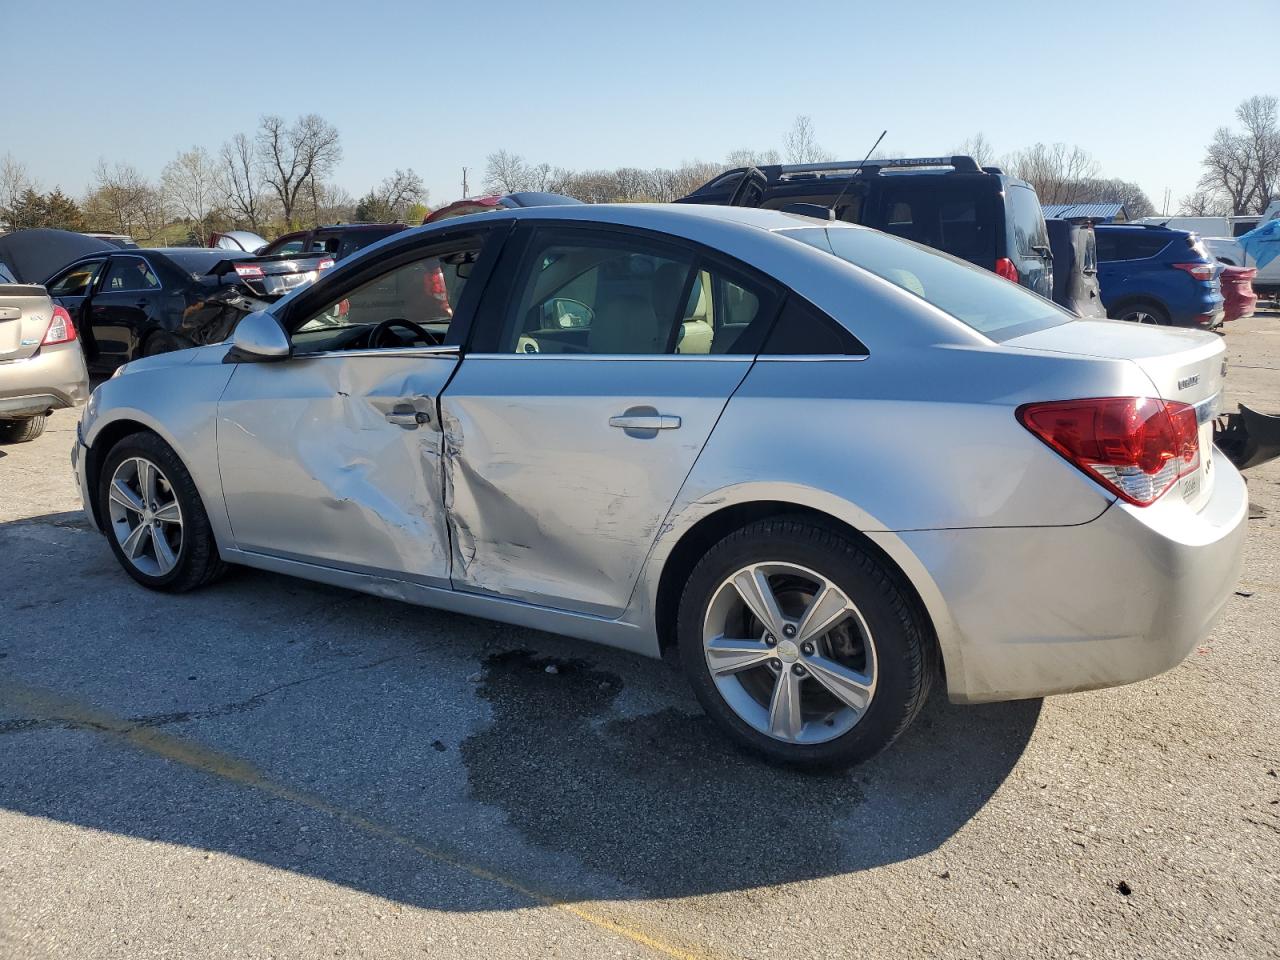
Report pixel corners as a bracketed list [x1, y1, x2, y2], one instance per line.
[441, 223, 779, 617]
[216, 232, 494, 585]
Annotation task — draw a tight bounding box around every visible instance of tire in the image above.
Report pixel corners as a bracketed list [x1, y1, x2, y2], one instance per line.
[677, 518, 936, 769]
[1111, 301, 1170, 326]
[142, 332, 192, 357]
[97, 431, 227, 592]
[0, 415, 47, 444]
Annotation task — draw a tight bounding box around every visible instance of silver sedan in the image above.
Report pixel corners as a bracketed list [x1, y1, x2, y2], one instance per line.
[73, 204, 1248, 767]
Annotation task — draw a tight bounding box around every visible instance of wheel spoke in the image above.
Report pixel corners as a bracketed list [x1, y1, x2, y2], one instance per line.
[109, 478, 145, 514]
[768, 667, 804, 741]
[806, 654, 874, 714]
[794, 581, 853, 645]
[153, 500, 181, 524]
[121, 522, 151, 560]
[136, 459, 158, 509]
[705, 636, 775, 676]
[731, 566, 786, 637]
[151, 527, 177, 574]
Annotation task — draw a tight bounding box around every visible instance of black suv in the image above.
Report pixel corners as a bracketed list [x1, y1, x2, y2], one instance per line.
[678, 156, 1053, 298]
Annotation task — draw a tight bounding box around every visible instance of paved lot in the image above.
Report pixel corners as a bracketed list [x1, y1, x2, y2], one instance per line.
[2, 313, 1278, 960]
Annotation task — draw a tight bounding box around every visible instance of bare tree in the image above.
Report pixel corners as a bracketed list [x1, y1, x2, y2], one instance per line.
[1199, 125, 1256, 215]
[162, 146, 219, 244]
[724, 148, 781, 168]
[484, 149, 530, 193]
[953, 132, 996, 169]
[219, 133, 268, 231]
[355, 169, 426, 221]
[1179, 187, 1232, 217]
[1005, 143, 1100, 204]
[257, 114, 342, 228]
[86, 160, 161, 238]
[1236, 95, 1280, 210]
[784, 116, 832, 165]
[1, 154, 36, 225]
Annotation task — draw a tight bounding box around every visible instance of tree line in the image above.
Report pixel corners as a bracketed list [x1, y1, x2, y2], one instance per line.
[0, 114, 427, 244]
[3, 101, 1277, 243]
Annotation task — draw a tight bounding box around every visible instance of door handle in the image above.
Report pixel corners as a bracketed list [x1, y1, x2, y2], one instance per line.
[609, 414, 681, 430]
[386, 404, 431, 427]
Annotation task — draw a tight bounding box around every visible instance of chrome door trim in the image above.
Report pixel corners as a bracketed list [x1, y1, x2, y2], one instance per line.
[460, 352, 750, 362]
[291, 345, 461, 361]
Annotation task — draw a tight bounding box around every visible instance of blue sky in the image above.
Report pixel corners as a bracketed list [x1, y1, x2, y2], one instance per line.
[7, 0, 1275, 212]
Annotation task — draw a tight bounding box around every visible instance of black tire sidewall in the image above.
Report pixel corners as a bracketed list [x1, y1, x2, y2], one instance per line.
[677, 520, 929, 768]
[97, 433, 204, 590]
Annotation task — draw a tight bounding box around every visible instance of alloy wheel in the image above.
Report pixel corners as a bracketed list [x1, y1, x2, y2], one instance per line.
[702, 561, 878, 745]
[106, 457, 184, 577]
[1125, 310, 1160, 324]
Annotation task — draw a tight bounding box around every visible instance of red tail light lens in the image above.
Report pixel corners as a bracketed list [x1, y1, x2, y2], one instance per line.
[234, 263, 265, 279]
[1017, 397, 1200, 506]
[317, 257, 335, 272]
[1171, 262, 1213, 281]
[994, 257, 1019, 283]
[42, 305, 77, 345]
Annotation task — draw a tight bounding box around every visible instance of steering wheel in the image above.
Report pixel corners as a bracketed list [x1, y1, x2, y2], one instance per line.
[368, 318, 433, 349]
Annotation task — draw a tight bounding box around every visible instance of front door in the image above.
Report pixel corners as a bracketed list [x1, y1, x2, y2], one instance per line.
[46, 258, 107, 361]
[217, 231, 494, 584]
[442, 223, 779, 617]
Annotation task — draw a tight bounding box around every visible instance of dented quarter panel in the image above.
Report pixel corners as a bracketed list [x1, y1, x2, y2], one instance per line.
[441, 356, 752, 617]
[217, 351, 459, 584]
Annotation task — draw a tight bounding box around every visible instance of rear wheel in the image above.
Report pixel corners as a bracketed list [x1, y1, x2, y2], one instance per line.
[97, 432, 226, 592]
[0, 416, 47, 444]
[1113, 301, 1170, 325]
[677, 518, 935, 768]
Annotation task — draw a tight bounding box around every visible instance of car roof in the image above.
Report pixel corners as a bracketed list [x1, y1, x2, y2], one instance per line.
[428, 201, 847, 233]
[1093, 223, 1187, 235]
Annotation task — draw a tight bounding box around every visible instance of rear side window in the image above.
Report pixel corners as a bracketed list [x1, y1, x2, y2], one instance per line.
[864, 180, 998, 266]
[102, 257, 161, 293]
[786, 226, 1068, 340]
[1095, 232, 1171, 262]
[763, 296, 867, 355]
[1007, 185, 1049, 257]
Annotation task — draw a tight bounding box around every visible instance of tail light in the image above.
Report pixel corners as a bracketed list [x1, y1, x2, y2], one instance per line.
[234, 263, 265, 279]
[1171, 262, 1214, 281]
[1017, 397, 1200, 506]
[42, 305, 77, 345]
[317, 257, 335, 272]
[994, 258, 1020, 283]
[424, 264, 453, 316]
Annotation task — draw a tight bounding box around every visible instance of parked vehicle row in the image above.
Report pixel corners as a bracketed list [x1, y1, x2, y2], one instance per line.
[73, 202, 1280, 768]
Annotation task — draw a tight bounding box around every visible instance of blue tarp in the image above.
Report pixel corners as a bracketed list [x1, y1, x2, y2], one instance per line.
[1238, 219, 1280, 269]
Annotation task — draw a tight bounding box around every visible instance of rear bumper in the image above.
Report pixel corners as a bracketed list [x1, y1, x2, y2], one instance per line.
[0, 343, 89, 418]
[900, 448, 1248, 704]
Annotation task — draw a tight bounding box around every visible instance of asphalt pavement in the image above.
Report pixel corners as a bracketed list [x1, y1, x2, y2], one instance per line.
[1, 311, 1278, 959]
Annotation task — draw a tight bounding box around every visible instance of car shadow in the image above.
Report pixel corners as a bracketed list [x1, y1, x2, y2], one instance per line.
[0, 509, 1041, 910]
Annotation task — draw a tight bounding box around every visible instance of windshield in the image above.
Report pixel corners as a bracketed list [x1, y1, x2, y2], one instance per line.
[784, 226, 1069, 341]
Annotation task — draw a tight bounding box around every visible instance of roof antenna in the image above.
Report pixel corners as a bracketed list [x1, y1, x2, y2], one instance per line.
[828, 129, 886, 222]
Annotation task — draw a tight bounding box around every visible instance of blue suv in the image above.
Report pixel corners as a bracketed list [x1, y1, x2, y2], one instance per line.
[1093, 224, 1224, 328]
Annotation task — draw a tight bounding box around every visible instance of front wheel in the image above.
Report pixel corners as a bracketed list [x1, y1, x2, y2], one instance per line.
[677, 519, 936, 768]
[97, 431, 227, 592]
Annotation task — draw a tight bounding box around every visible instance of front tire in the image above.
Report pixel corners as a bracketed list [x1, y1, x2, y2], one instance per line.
[677, 518, 935, 768]
[97, 431, 227, 592]
[0, 415, 47, 444]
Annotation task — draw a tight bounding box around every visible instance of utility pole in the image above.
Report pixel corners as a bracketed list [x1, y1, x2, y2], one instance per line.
[462, 167, 469, 199]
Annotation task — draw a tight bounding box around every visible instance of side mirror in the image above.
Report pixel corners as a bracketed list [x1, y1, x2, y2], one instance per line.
[227, 310, 290, 363]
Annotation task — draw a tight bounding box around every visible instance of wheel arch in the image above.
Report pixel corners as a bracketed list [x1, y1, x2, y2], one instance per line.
[1107, 295, 1169, 322]
[84, 414, 185, 531]
[649, 496, 957, 689]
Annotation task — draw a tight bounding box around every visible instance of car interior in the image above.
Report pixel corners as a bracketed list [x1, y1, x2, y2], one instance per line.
[290, 249, 476, 354]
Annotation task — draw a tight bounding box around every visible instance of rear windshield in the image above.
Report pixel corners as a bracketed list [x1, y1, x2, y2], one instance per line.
[784, 226, 1069, 340]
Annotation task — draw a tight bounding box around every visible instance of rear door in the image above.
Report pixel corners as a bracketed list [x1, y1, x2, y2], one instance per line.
[441, 222, 780, 617]
[88, 255, 165, 362]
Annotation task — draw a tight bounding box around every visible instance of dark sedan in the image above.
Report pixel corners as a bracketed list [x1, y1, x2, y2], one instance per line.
[44, 248, 262, 371]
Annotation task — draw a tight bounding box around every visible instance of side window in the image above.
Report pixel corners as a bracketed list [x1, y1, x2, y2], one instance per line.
[494, 229, 773, 356]
[1008, 186, 1048, 257]
[48, 260, 105, 297]
[267, 235, 307, 256]
[101, 257, 161, 293]
[763, 296, 867, 355]
[294, 245, 478, 342]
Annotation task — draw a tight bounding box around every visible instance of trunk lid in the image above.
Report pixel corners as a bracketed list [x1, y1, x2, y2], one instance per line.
[1003, 319, 1226, 510]
[0, 284, 55, 362]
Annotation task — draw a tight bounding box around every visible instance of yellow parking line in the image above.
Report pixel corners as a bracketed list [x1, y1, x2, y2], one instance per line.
[0, 680, 709, 960]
